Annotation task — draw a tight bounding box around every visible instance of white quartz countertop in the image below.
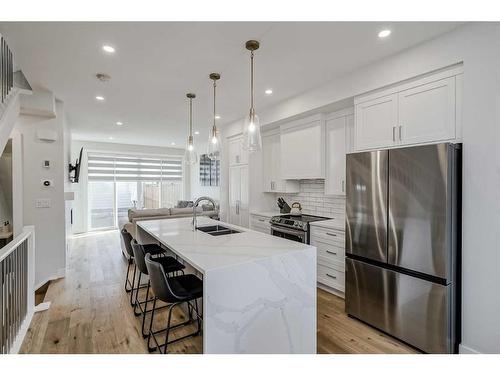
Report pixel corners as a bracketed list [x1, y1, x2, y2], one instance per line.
[310, 217, 345, 231]
[137, 217, 315, 274]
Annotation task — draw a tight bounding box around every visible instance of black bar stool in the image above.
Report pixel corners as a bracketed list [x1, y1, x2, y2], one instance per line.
[120, 229, 136, 293]
[145, 253, 203, 354]
[125, 235, 166, 308]
[131, 240, 185, 338]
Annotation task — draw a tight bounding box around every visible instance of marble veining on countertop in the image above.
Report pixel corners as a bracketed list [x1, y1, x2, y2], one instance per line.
[137, 217, 315, 274]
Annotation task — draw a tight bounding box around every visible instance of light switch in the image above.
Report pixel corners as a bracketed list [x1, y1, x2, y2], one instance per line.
[36, 199, 51, 208]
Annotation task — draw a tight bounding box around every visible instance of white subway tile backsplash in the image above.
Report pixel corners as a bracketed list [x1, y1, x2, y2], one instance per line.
[278, 179, 345, 219]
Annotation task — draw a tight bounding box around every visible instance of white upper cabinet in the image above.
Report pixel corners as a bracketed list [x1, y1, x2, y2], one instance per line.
[280, 114, 325, 179]
[354, 66, 462, 151]
[355, 93, 398, 150]
[228, 136, 248, 166]
[325, 109, 353, 196]
[262, 132, 299, 193]
[398, 76, 456, 145]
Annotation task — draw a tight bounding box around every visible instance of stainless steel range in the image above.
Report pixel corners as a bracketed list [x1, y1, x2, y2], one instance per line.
[270, 214, 329, 244]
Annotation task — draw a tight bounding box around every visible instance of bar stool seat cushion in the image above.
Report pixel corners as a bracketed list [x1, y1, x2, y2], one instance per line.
[168, 274, 203, 302]
[156, 256, 186, 274]
[143, 243, 165, 256]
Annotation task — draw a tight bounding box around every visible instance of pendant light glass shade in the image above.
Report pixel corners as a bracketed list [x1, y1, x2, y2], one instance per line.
[242, 40, 262, 152]
[207, 73, 222, 160]
[242, 108, 261, 151]
[207, 125, 222, 160]
[184, 93, 198, 165]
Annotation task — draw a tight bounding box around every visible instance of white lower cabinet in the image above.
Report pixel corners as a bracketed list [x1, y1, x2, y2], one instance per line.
[317, 263, 345, 292]
[311, 225, 345, 294]
[228, 165, 249, 228]
[249, 214, 272, 234]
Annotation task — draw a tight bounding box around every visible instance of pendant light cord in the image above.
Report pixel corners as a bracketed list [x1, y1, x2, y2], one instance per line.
[189, 96, 193, 137]
[213, 79, 217, 130]
[250, 51, 254, 111]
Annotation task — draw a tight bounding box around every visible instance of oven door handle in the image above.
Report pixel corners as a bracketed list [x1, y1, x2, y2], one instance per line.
[271, 225, 307, 239]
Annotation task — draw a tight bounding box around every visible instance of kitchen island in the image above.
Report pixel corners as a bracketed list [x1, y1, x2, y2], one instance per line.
[136, 216, 317, 354]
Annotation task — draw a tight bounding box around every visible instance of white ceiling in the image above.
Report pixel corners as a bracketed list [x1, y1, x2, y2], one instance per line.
[0, 22, 462, 148]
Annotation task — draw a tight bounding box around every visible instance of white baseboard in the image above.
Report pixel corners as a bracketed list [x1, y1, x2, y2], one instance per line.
[318, 282, 345, 299]
[34, 269, 66, 291]
[9, 309, 34, 354]
[57, 267, 66, 278]
[459, 344, 482, 354]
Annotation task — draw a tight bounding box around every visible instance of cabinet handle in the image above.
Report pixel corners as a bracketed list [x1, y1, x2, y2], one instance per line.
[326, 273, 337, 280]
[258, 219, 265, 222]
[341, 180, 345, 192]
[326, 232, 337, 237]
[392, 126, 396, 142]
[236, 200, 240, 215]
[399, 125, 403, 141]
[326, 250, 338, 255]
[236, 155, 240, 164]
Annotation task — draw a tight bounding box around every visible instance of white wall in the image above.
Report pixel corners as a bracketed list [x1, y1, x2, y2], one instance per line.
[14, 100, 68, 288]
[70, 140, 186, 234]
[220, 23, 500, 353]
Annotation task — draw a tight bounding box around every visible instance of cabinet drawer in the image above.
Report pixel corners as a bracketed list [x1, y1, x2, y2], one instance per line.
[250, 215, 271, 226]
[313, 238, 345, 267]
[310, 226, 344, 245]
[250, 223, 270, 235]
[250, 215, 271, 234]
[318, 263, 345, 292]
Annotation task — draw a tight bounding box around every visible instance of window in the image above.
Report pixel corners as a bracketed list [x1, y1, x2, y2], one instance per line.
[87, 153, 183, 230]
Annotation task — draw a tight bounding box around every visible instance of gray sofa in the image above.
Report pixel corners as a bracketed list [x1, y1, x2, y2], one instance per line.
[122, 206, 218, 238]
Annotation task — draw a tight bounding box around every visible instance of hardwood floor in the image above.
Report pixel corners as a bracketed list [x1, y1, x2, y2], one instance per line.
[317, 288, 417, 353]
[21, 230, 417, 354]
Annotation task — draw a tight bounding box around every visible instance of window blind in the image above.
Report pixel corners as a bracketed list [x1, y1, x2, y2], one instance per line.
[87, 153, 183, 181]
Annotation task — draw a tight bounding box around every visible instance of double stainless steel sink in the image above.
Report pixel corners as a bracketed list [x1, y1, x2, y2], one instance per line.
[197, 225, 241, 236]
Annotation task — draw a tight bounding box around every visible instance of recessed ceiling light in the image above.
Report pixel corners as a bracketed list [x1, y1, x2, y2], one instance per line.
[215, 115, 221, 120]
[378, 29, 391, 38]
[95, 96, 105, 101]
[265, 89, 273, 95]
[171, 142, 176, 146]
[116, 121, 123, 126]
[194, 131, 200, 135]
[102, 45, 115, 53]
[108, 136, 114, 140]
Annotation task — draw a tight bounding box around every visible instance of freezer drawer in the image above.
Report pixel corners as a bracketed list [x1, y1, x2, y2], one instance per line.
[346, 150, 388, 263]
[345, 258, 454, 353]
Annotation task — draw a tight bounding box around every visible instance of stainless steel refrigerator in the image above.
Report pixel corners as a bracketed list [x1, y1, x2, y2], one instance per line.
[345, 143, 461, 354]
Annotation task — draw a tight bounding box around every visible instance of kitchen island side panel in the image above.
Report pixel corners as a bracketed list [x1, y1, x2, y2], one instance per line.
[203, 248, 317, 354]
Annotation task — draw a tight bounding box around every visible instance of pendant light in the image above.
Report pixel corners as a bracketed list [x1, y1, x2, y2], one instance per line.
[184, 93, 198, 165]
[207, 73, 222, 160]
[242, 40, 262, 152]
